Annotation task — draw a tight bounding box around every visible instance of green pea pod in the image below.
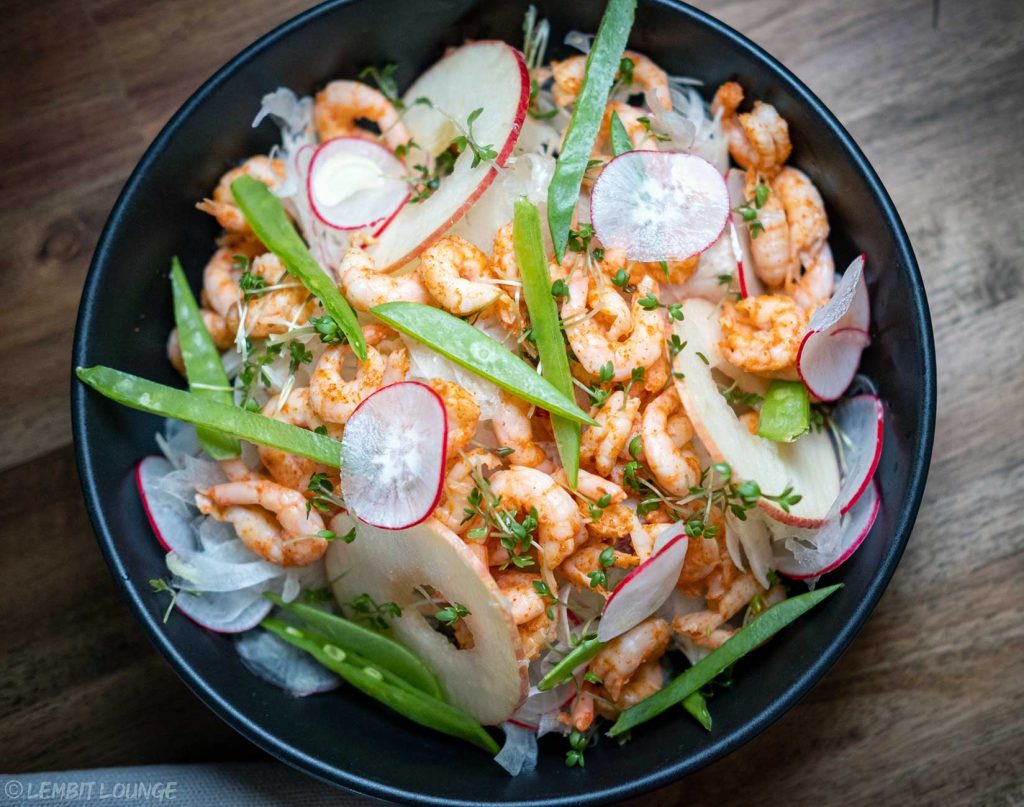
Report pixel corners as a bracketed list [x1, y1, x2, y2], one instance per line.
[230, 175, 366, 360]
[537, 637, 605, 691]
[682, 691, 712, 731]
[371, 302, 597, 426]
[169, 258, 240, 459]
[262, 618, 499, 754]
[608, 584, 843, 737]
[264, 593, 441, 699]
[547, 0, 636, 261]
[758, 379, 811, 442]
[608, 110, 633, 157]
[513, 198, 581, 487]
[76, 366, 341, 466]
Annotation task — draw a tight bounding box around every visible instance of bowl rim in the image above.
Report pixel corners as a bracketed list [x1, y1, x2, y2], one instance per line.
[71, 0, 936, 804]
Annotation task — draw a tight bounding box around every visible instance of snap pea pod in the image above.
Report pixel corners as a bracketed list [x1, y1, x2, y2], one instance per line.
[513, 198, 580, 487]
[547, 0, 636, 261]
[371, 302, 597, 426]
[76, 366, 342, 466]
[296, 625, 428, 698]
[608, 110, 633, 157]
[758, 379, 811, 442]
[682, 691, 711, 731]
[169, 258, 239, 460]
[263, 593, 441, 699]
[230, 175, 366, 360]
[608, 584, 843, 737]
[537, 637, 605, 691]
[262, 618, 499, 754]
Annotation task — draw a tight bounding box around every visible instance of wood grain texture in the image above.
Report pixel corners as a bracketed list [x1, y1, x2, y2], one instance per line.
[1, 0, 1022, 804]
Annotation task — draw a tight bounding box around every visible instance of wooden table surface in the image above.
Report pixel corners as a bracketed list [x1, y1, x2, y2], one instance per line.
[2, 0, 1022, 803]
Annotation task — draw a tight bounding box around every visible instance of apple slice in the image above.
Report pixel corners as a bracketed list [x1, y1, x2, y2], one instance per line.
[796, 254, 871, 401]
[672, 300, 841, 527]
[598, 523, 688, 641]
[726, 169, 764, 298]
[680, 297, 769, 397]
[774, 479, 880, 579]
[341, 381, 447, 530]
[136, 456, 194, 554]
[326, 514, 528, 725]
[307, 137, 409, 232]
[591, 151, 729, 262]
[833, 393, 884, 514]
[366, 42, 529, 270]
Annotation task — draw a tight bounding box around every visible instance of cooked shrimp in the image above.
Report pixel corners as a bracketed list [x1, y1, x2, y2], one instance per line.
[589, 617, 670, 700]
[571, 688, 596, 732]
[313, 80, 410, 151]
[790, 242, 835, 312]
[747, 172, 800, 287]
[673, 572, 763, 648]
[563, 273, 665, 382]
[196, 479, 327, 566]
[309, 335, 386, 425]
[491, 221, 519, 280]
[641, 387, 700, 496]
[492, 393, 547, 467]
[494, 571, 548, 625]
[519, 610, 557, 661]
[614, 658, 666, 710]
[166, 309, 232, 374]
[711, 82, 791, 175]
[588, 278, 633, 342]
[719, 295, 808, 376]
[202, 247, 245, 318]
[579, 391, 641, 477]
[602, 102, 663, 151]
[488, 466, 585, 569]
[773, 167, 829, 261]
[257, 388, 330, 491]
[231, 253, 317, 338]
[739, 410, 760, 435]
[420, 235, 502, 316]
[335, 247, 431, 312]
[434, 449, 502, 535]
[552, 51, 671, 110]
[559, 542, 638, 593]
[429, 378, 480, 456]
[196, 156, 285, 236]
[363, 322, 411, 385]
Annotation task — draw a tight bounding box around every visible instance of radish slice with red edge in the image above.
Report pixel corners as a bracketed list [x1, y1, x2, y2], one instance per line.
[591, 151, 729, 262]
[597, 523, 688, 641]
[775, 479, 880, 579]
[725, 168, 764, 298]
[833, 393, 884, 513]
[796, 254, 871, 401]
[340, 381, 448, 530]
[307, 136, 409, 232]
[137, 456, 195, 555]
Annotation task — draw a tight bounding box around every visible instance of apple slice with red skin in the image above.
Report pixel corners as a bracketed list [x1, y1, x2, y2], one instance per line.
[672, 299, 841, 528]
[367, 42, 529, 271]
[725, 169, 764, 299]
[796, 254, 871, 401]
[326, 514, 528, 725]
[773, 479, 880, 579]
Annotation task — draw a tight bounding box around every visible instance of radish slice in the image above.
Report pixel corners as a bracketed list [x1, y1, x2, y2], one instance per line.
[725, 169, 763, 298]
[307, 136, 409, 232]
[172, 583, 273, 634]
[591, 151, 729, 262]
[235, 628, 341, 696]
[796, 255, 871, 401]
[340, 381, 448, 530]
[774, 479, 880, 579]
[598, 523, 688, 641]
[833, 394, 884, 514]
[136, 456, 195, 554]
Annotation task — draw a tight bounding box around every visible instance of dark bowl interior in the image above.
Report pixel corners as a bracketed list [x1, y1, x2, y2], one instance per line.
[71, 1, 935, 804]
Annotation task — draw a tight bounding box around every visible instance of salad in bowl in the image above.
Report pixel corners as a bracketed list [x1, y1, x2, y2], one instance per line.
[77, 0, 885, 775]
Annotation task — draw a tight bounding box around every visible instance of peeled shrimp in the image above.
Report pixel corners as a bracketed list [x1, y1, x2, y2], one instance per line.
[488, 466, 584, 569]
[363, 322, 411, 385]
[552, 51, 671, 110]
[640, 387, 700, 496]
[589, 617, 670, 700]
[313, 80, 410, 151]
[614, 658, 666, 710]
[434, 449, 502, 535]
[166, 309, 232, 374]
[231, 253, 316, 338]
[563, 273, 665, 382]
[494, 571, 548, 625]
[791, 242, 835, 313]
[196, 479, 327, 566]
[309, 335, 386, 426]
[748, 175, 800, 287]
[429, 378, 480, 456]
[202, 247, 245, 319]
[719, 294, 808, 376]
[420, 235, 502, 316]
[711, 82, 791, 176]
[335, 247, 431, 312]
[559, 542, 638, 593]
[579, 391, 641, 477]
[257, 388, 329, 491]
[196, 156, 285, 236]
[519, 611, 557, 661]
[492, 393, 547, 467]
[587, 278, 633, 342]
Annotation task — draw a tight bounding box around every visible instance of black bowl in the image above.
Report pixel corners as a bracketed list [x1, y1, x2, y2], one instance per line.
[71, 1, 936, 804]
